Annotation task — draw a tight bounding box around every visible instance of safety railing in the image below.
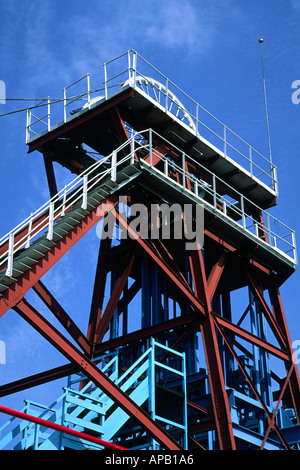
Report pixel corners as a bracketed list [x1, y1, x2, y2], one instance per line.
[138, 129, 296, 265]
[0, 136, 142, 278]
[0, 341, 187, 450]
[25, 73, 101, 142]
[103, 50, 277, 192]
[0, 353, 117, 450]
[0, 129, 296, 282]
[25, 50, 277, 193]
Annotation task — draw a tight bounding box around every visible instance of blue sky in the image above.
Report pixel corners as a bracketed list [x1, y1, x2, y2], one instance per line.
[0, 0, 300, 423]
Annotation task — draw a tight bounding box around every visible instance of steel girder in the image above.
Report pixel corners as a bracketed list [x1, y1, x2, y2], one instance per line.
[1, 218, 299, 449]
[1, 106, 299, 451]
[13, 297, 182, 451]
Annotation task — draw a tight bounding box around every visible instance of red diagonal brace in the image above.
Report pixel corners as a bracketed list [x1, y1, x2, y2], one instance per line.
[188, 245, 236, 450]
[207, 251, 228, 301]
[13, 298, 183, 450]
[245, 268, 288, 349]
[212, 314, 290, 450]
[33, 280, 91, 355]
[95, 251, 135, 342]
[0, 194, 118, 319]
[112, 208, 206, 318]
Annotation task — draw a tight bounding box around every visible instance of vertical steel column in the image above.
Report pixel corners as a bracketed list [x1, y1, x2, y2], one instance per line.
[269, 284, 300, 422]
[188, 246, 236, 450]
[42, 145, 58, 199]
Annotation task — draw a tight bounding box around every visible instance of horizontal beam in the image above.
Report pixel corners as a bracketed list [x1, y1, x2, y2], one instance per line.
[27, 88, 134, 153]
[14, 298, 183, 450]
[0, 313, 198, 398]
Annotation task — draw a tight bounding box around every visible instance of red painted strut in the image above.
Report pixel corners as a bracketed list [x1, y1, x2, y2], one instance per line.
[0, 404, 127, 450]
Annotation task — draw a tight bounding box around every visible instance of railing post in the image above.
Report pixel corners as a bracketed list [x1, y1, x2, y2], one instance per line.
[212, 174, 217, 209]
[196, 103, 199, 135]
[26, 109, 30, 143]
[130, 135, 135, 165]
[47, 202, 54, 240]
[165, 78, 169, 112]
[241, 195, 246, 230]
[272, 165, 278, 193]
[127, 50, 132, 86]
[6, 233, 14, 277]
[292, 231, 297, 264]
[82, 175, 88, 209]
[182, 153, 186, 189]
[87, 73, 91, 109]
[249, 146, 253, 177]
[266, 213, 271, 244]
[132, 50, 137, 86]
[149, 129, 153, 167]
[25, 213, 34, 249]
[33, 424, 40, 450]
[104, 63, 108, 100]
[63, 88, 67, 123]
[222, 201, 227, 215]
[47, 96, 51, 131]
[164, 158, 168, 177]
[111, 150, 117, 182]
[61, 185, 67, 216]
[223, 126, 227, 158]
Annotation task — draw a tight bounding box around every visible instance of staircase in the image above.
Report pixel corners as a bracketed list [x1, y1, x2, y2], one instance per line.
[0, 340, 187, 450]
[0, 141, 143, 301]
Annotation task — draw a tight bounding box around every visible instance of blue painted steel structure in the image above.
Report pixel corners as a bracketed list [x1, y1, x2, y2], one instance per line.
[0, 341, 187, 450]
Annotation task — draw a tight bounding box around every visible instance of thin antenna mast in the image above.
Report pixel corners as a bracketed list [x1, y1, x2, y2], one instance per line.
[258, 38, 272, 165]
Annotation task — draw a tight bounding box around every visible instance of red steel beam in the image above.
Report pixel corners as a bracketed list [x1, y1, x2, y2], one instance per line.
[0, 312, 198, 398]
[268, 284, 300, 423]
[42, 144, 58, 199]
[0, 404, 127, 450]
[260, 364, 296, 450]
[27, 88, 134, 153]
[88, 236, 112, 347]
[206, 250, 228, 301]
[13, 298, 183, 450]
[33, 280, 91, 355]
[113, 208, 206, 318]
[95, 251, 135, 342]
[188, 246, 236, 450]
[212, 316, 290, 450]
[0, 363, 76, 398]
[213, 313, 290, 362]
[0, 194, 118, 319]
[245, 268, 288, 349]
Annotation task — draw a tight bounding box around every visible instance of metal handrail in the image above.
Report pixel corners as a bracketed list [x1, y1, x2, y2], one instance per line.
[0, 129, 296, 279]
[25, 50, 277, 193]
[104, 50, 277, 192]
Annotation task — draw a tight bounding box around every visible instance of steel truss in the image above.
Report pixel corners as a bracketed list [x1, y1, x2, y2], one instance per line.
[0, 87, 299, 451]
[0, 205, 299, 449]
